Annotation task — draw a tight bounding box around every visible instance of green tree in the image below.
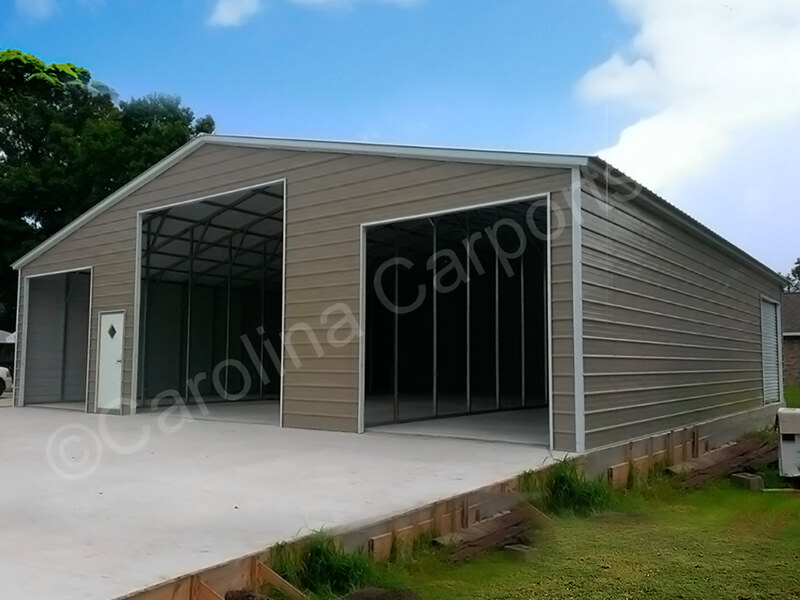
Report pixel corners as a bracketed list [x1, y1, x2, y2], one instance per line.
[0, 49, 214, 330]
[785, 258, 800, 293]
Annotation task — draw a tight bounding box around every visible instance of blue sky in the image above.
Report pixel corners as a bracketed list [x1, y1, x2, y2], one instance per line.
[3, 0, 799, 271]
[2, 0, 631, 151]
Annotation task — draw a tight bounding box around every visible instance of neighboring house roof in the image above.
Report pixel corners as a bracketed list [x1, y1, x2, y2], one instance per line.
[10, 135, 786, 286]
[783, 293, 800, 336]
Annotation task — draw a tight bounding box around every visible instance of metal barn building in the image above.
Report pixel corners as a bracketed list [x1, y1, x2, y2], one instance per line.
[11, 135, 785, 453]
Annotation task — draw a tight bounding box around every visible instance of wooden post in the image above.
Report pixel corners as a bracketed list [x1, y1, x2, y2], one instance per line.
[190, 576, 224, 600]
[254, 559, 310, 600]
[667, 431, 675, 465]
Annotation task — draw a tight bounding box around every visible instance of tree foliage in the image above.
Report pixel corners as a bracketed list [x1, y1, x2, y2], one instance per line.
[785, 258, 800, 293]
[0, 49, 214, 329]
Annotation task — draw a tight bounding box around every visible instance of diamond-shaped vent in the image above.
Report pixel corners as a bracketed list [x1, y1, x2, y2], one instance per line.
[108, 325, 117, 339]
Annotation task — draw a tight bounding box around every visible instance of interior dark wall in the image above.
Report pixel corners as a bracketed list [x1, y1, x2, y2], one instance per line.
[233, 286, 281, 397]
[364, 198, 548, 427]
[144, 281, 182, 397]
[141, 280, 281, 404]
[523, 239, 547, 408]
[62, 272, 91, 402]
[435, 215, 467, 415]
[468, 208, 498, 413]
[189, 285, 215, 396]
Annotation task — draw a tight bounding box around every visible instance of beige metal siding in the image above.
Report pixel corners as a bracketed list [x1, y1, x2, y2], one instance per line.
[549, 188, 576, 451]
[284, 156, 571, 435]
[581, 175, 783, 449]
[20, 143, 573, 444]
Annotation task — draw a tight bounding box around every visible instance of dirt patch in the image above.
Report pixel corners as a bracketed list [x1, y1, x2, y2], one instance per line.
[225, 591, 267, 600]
[344, 588, 421, 600]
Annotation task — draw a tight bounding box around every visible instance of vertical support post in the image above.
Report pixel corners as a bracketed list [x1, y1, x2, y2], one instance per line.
[393, 225, 400, 422]
[184, 228, 194, 400]
[494, 210, 500, 410]
[465, 212, 471, 414]
[366, 255, 373, 393]
[60, 273, 72, 402]
[546, 193, 554, 451]
[140, 218, 151, 403]
[225, 236, 232, 400]
[520, 250, 526, 407]
[260, 240, 266, 399]
[431, 217, 438, 417]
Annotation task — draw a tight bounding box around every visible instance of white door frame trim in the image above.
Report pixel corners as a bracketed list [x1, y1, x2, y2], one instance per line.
[760, 294, 784, 405]
[132, 178, 287, 418]
[357, 191, 554, 450]
[18, 266, 94, 411]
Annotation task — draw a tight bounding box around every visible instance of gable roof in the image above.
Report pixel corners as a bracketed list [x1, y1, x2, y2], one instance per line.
[11, 134, 587, 270]
[10, 135, 785, 287]
[783, 293, 800, 335]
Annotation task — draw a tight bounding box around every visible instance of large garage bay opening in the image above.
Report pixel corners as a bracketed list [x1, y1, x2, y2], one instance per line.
[137, 183, 284, 424]
[23, 270, 91, 409]
[364, 197, 550, 445]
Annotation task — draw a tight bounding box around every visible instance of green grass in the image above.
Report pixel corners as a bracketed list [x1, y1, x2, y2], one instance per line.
[270, 470, 800, 600]
[379, 479, 800, 600]
[786, 384, 800, 408]
[269, 533, 383, 599]
[521, 460, 613, 516]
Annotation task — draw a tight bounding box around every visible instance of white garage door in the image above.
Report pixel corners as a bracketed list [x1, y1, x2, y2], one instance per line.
[760, 299, 780, 404]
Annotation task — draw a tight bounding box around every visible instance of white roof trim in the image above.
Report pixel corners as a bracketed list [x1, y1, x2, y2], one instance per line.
[12, 134, 588, 270]
[785, 332, 800, 338]
[584, 159, 785, 287]
[208, 134, 590, 168]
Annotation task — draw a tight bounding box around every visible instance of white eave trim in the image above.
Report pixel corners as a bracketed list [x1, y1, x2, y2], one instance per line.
[584, 159, 785, 287]
[12, 134, 589, 270]
[785, 332, 800, 338]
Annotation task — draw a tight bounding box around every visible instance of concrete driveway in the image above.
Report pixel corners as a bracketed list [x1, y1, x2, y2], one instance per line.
[0, 407, 562, 600]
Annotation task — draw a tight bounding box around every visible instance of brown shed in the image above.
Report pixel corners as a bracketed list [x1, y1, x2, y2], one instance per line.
[11, 135, 785, 453]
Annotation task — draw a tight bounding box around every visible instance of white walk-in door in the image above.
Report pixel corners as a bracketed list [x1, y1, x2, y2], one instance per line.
[96, 311, 124, 410]
[760, 299, 780, 404]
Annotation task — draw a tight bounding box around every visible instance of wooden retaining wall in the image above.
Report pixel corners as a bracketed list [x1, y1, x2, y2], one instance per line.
[123, 478, 526, 600]
[123, 403, 778, 600]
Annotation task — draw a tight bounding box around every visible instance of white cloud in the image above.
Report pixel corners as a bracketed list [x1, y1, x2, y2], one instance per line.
[291, 0, 418, 6]
[579, 0, 800, 270]
[207, 0, 417, 27]
[15, 0, 57, 19]
[14, 0, 104, 19]
[580, 0, 800, 195]
[208, 0, 263, 27]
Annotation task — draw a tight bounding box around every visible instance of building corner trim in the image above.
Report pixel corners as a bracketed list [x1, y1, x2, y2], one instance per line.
[571, 167, 586, 453]
[13, 269, 23, 407]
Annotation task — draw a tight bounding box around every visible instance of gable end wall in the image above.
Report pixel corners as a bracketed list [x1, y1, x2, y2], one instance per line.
[16, 144, 575, 447]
